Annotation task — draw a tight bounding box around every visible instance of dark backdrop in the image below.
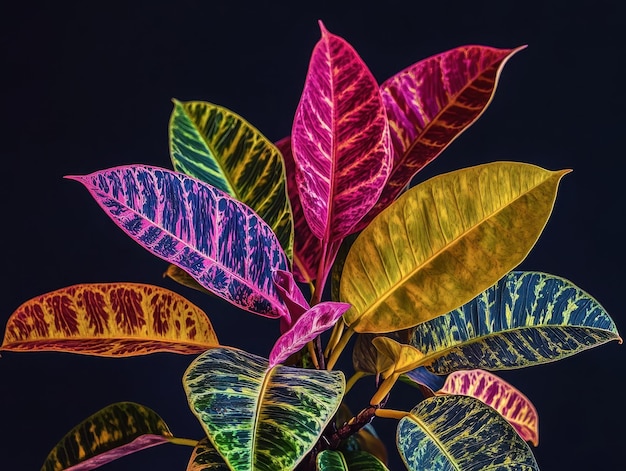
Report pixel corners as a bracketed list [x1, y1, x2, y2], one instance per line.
[1, 1, 624, 470]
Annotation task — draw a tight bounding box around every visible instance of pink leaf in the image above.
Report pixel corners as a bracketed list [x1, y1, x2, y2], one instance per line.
[269, 301, 350, 367]
[356, 45, 525, 231]
[67, 166, 289, 319]
[275, 136, 321, 284]
[273, 269, 310, 333]
[437, 369, 539, 446]
[291, 21, 392, 243]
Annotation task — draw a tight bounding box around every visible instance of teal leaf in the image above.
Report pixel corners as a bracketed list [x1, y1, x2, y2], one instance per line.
[411, 271, 621, 374]
[397, 395, 539, 470]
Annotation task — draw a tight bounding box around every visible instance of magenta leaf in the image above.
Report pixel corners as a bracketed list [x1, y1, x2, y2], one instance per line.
[356, 45, 525, 231]
[275, 136, 321, 284]
[67, 165, 289, 319]
[291, 21, 392, 243]
[273, 268, 310, 332]
[269, 301, 351, 367]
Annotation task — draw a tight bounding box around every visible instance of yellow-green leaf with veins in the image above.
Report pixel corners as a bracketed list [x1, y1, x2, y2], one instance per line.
[340, 161, 569, 333]
[372, 337, 425, 376]
[41, 402, 190, 471]
[169, 99, 294, 261]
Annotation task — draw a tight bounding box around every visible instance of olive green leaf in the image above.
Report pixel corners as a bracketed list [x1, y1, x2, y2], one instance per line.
[317, 450, 389, 471]
[184, 347, 345, 471]
[169, 99, 294, 261]
[411, 271, 621, 374]
[340, 161, 569, 333]
[397, 395, 539, 470]
[41, 401, 193, 471]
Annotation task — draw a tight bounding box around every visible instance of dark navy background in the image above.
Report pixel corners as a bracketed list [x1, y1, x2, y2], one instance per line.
[1, 1, 624, 470]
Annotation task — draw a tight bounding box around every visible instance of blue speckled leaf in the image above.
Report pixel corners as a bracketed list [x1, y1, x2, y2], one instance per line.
[316, 450, 389, 471]
[411, 271, 621, 374]
[184, 347, 345, 471]
[397, 395, 539, 470]
[67, 165, 289, 319]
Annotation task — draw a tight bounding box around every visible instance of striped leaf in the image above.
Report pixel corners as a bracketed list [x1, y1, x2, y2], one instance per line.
[1, 283, 218, 356]
[411, 271, 622, 373]
[356, 45, 525, 231]
[317, 450, 389, 471]
[437, 369, 539, 446]
[186, 438, 230, 471]
[163, 264, 212, 295]
[291, 21, 391, 243]
[275, 136, 320, 284]
[269, 300, 350, 367]
[184, 347, 345, 471]
[41, 402, 180, 471]
[397, 395, 539, 470]
[67, 165, 289, 320]
[169, 100, 293, 261]
[340, 162, 569, 333]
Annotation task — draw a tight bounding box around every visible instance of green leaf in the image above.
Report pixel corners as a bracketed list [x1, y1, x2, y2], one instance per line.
[317, 450, 389, 471]
[340, 161, 569, 333]
[184, 347, 345, 471]
[186, 438, 230, 471]
[41, 402, 179, 471]
[169, 100, 294, 261]
[397, 395, 539, 470]
[411, 271, 621, 374]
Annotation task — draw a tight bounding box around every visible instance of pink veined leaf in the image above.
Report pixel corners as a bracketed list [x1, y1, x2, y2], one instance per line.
[355, 44, 526, 231]
[273, 269, 310, 333]
[269, 300, 351, 368]
[291, 20, 392, 244]
[67, 165, 289, 320]
[437, 369, 539, 446]
[275, 136, 321, 284]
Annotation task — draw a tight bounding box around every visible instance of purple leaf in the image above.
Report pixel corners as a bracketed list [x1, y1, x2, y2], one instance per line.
[269, 301, 350, 367]
[67, 165, 289, 319]
[275, 136, 321, 284]
[273, 269, 310, 332]
[356, 45, 525, 231]
[291, 21, 392, 243]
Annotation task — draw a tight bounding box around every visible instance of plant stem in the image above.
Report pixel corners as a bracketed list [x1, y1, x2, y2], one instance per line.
[324, 320, 344, 358]
[370, 372, 400, 406]
[375, 408, 409, 420]
[326, 326, 354, 370]
[167, 437, 199, 447]
[345, 370, 367, 394]
[307, 341, 320, 369]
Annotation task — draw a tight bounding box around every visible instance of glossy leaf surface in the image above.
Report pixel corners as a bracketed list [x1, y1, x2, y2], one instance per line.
[270, 300, 350, 367]
[67, 165, 289, 320]
[372, 337, 425, 376]
[1, 283, 218, 356]
[402, 367, 446, 394]
[291, 21, 391, 242]
[340, 162, 569, 333]
[397, 395, 538, 470]
[316, 450, 389, 471]
[186, 438, 230, 471]
[356, 45, 525, 231]
[275, 136, 320, 283]
[438, 369, 539, 446]
[184, 347, 345, 471]
[411, 271, 621, 373]
[41, 402, 174, 471]
[170, 100, 293, 260]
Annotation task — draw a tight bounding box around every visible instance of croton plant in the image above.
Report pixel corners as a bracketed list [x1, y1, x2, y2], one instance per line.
[2, 21, 621, 471]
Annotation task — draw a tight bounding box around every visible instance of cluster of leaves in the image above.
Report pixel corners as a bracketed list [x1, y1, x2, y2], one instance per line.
[2, 21, 621, 471]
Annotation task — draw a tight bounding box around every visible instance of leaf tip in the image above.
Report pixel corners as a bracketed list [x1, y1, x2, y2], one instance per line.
[318, 19, 329, 36]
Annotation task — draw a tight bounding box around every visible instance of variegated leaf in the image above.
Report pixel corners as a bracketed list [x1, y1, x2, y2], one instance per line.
[411, 271, 622, 373]
[291, 21, 391, 243]
[41, 402, 178, 471]
[169, 100, 294, 261]
[397, 395, 539, 470]
[340, 162, 569, 333]
[356, 45, 525, 231]
[269, 300, 350, 367]
[437, 369, 539, 446]
[163, 264, 212, 295]
[184, 347, 345, 471]
[67, 166, 289, 320]
[316, 450, 389, 471]
[186, 438, 230, 471]
[402, 367, 445, 394]
[275, 136, 320, 283]
[1, 283, 218, 356]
